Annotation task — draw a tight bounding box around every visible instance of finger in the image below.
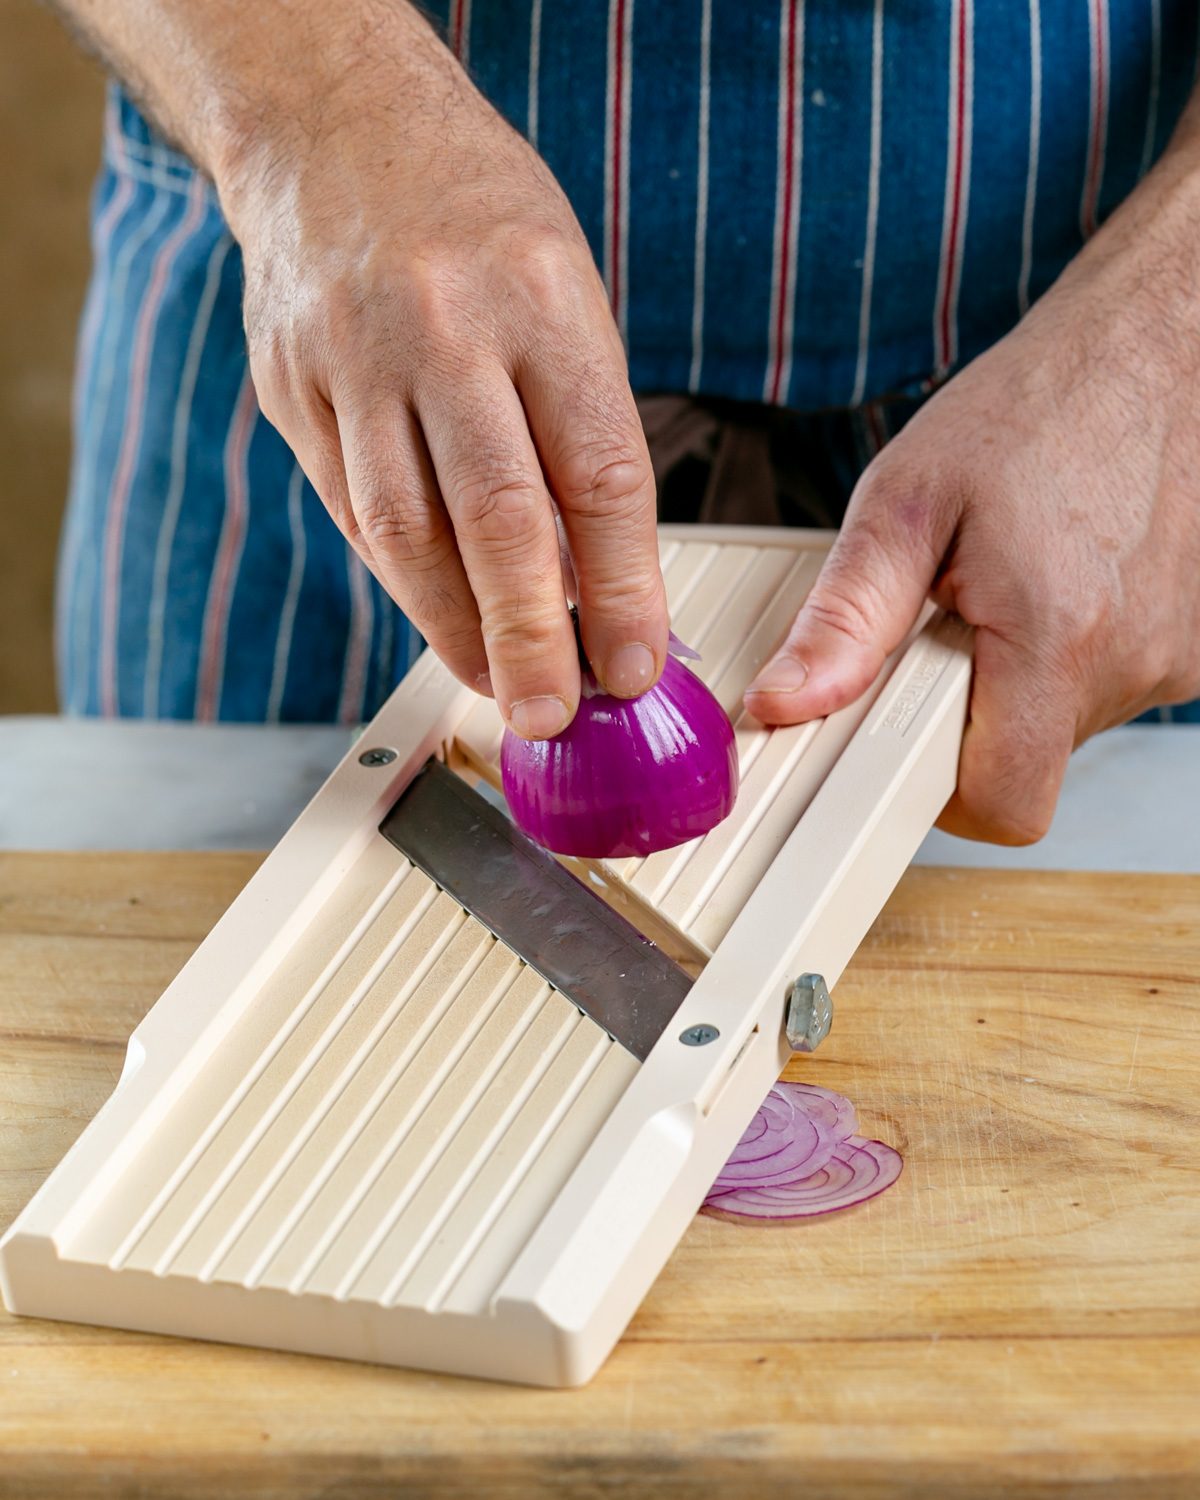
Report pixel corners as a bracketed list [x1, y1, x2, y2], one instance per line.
[936, 627, 1077, 844]
[745, 461, 956, 724]
[518, 336, 667, 699]
[333, 396, 492, 692]
[265, 392, 390, 589]
[417, 363, 580, 738]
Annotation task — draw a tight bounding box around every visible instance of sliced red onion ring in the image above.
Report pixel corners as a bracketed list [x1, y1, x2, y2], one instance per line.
[704, 1139, 903, 1221]
[736, 1109, 770, 1148]
[712, 1089, 835, 1187]
[716, 1084, 853, 1174]
[721, 1090, 802, 1163]
[711, 1113, 829, 1187]
[784, 1082, 859, 1139]
[702, 1081, 902, 1222]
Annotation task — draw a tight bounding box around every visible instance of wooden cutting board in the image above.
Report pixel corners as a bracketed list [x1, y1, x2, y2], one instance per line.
[1, 852, 1197, 1498]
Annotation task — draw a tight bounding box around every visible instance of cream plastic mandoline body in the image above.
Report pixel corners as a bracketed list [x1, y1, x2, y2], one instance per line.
[0, 525, 972, 1387]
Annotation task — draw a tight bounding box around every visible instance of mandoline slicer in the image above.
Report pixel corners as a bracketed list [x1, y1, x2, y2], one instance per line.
[0, 525, 972, 1387]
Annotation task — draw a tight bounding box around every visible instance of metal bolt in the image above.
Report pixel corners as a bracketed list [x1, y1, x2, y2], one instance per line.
[358, 747, 398, 768]
[679, 1023, 720, 1047]
[785, 972, 833, 1053]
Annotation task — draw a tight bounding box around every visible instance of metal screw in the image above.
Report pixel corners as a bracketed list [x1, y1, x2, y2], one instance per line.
[679, 1023, 720, 1047]
[785, 972, 833, 1053]
[358, 746, 398, 768]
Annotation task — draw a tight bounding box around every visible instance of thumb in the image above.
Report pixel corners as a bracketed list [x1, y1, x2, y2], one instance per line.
[746, 466, 954, 724]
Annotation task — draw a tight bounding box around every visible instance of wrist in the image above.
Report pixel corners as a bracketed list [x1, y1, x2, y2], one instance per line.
[1031, 98, 1200, 383]
[1073, 86, 1200, 283]
[204, 1, 456, 242]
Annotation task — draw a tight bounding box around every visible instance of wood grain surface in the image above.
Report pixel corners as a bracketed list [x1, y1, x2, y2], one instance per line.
[1, 853, 1197, 1499]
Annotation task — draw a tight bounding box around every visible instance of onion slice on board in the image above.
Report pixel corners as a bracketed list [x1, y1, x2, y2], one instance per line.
[702, 1081, 902, 1222]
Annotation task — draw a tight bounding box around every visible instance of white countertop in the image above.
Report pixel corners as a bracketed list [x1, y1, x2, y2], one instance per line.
[1, 715, 1196, 871]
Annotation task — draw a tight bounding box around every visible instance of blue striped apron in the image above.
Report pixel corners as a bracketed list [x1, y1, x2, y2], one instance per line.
[57, 0, 1200, 723]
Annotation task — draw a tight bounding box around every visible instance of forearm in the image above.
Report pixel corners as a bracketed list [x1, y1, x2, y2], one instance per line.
[1053, 77, 1200, 318]
[46, 0, 454, 219]
[52, 0, 666, 730]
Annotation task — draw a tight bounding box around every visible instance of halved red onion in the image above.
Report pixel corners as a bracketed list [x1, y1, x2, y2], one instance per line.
[702, 1081, 902, 1222]
[501, 625, 738, 858]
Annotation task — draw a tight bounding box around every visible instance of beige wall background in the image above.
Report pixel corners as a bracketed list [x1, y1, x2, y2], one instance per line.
[1, 0, 102, 712]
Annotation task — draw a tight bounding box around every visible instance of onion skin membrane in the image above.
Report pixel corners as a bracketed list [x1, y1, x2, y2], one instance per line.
[702, 1081, 903, 1222]
[501, 641, 739, 859]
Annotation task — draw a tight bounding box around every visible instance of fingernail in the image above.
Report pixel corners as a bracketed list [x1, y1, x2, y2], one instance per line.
[509, 694, 571, 740]
[604, 642, 656, 698]
[475, 670, 493, 697]
[747, 657, 809, 697]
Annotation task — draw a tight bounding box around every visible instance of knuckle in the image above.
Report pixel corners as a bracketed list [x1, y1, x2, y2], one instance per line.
[1138, 617, 1179, 692]
[1033, 599, 1110, 696]
[1172, 637, 1200, 698]
[851, 456, 954, 572]
[511, 228, 588, 307]
[1055, 577, 1110, 648]
[974, 801, 1052, 847]
[853, 458, 913, 514]
[241, 266, 276, 347]
[327, 484, 359, 544]
[293, 440, 349, 526]
[407, 577, 473, 633]
[452, 470, 544, 545]
[804, 581, 884, 649]
[403, 255, 477, 344]
[355, 488, 448, 568]
[247, 342, 290, 428]
[579, 568, 665, 622]
[482, 606, 569, 658]
[958, 731, 1063, 848]
[959, 760, 1055, 845]
[1125, 637, 1174, 701]
[555, 442, 653, 519]
[354, 497, 402, 553]
[855, 458, 926, 526]
[1177, 666, 1200, 705]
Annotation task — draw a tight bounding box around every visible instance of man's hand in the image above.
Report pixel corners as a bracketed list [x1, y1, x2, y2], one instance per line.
[747, 101, 1200, 843]
[55, 0, 667, 738]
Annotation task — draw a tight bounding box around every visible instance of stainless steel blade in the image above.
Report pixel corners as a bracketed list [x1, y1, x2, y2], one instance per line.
[378, 759, 693, 1062]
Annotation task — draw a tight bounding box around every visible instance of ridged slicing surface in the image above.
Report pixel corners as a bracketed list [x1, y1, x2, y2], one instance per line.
[66, 837, 637, 1315]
